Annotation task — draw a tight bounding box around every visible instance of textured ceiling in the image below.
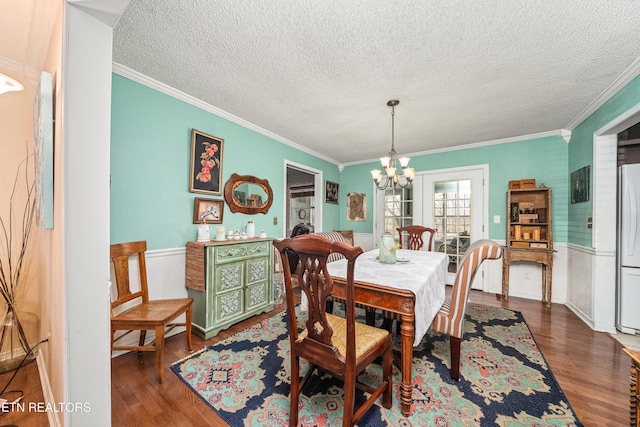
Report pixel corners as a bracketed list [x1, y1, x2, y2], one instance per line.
[11, 0, 633, 165]
[4, 2, 640, 164]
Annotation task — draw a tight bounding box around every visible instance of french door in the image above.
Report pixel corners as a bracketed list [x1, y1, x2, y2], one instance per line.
[375, 165, 487, 288]
[419, 166, 486, 288]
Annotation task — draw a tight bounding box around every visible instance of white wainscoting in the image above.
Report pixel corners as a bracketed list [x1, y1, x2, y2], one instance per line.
[110, 246, 190, 357]
[485, 242, 568, 305]
[565, 244, 594, 328]
[353, 232, 374, 252]
[564, 243, 618, 333]
[111, 239, 607, 358]
[356, 234, 570, 305]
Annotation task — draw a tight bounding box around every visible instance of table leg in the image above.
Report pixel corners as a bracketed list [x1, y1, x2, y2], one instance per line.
[541, 264, 547, 305]
[546, 259, 553, 308]
[399, 313, 414, 417]
[502, 256, 510, 301]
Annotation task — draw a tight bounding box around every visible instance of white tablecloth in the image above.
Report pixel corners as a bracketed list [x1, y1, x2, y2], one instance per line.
[326, 249, 448, 346]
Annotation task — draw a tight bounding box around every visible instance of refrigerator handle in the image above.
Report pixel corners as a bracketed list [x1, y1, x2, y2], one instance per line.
[629, 178, 637, 256]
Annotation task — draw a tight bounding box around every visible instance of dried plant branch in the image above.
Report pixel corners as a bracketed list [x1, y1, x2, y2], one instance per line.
[0, 144, 37, 356]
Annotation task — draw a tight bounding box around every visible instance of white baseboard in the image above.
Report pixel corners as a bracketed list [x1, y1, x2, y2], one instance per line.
[111, 246, 190, 357]
[564, 300, 594, 329]
[36, 349, 61, 427]
[111, 326, 187, 358]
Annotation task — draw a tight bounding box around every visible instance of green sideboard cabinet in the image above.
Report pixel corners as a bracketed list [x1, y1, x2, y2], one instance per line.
[185, 238, 274, 339]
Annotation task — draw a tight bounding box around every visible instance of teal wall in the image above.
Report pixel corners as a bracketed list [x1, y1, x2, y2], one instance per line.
[112, 72, 640, 251]
[567, 74, 640, 246]
[340, 135, 569, 242]
[110, 74, 341, 249]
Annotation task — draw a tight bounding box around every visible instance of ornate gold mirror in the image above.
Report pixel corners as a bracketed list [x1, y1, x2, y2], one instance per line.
[224, 173, 274, 214]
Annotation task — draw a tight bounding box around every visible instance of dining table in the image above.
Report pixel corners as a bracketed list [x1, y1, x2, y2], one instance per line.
[325, 248, 448, 417]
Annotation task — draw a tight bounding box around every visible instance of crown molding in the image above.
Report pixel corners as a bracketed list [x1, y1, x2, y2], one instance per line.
[564, 56, 640, 130]
[113, 57, 639, 168]
[341, 129, 569, 168]
[111, 63, 340, 166]
[0, 56, 39, 88]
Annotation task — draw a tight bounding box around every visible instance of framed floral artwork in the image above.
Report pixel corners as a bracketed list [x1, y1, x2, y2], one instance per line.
[193, 198, 224, 224]
[190, 129, 224, 195]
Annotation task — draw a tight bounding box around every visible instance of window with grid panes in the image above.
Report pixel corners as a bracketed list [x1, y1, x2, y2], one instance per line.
[433, 180, 471, 273]
[383, 186, 413, 243]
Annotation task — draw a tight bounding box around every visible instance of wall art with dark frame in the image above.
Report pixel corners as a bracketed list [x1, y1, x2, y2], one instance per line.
[189, 129, 224, 195]
[570, 165, 590, 204]
[193, 198, 224, 224]
[325, 180, 339, 204]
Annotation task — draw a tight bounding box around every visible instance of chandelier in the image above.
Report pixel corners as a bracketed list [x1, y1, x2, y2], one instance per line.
[370, 100, 415, 190]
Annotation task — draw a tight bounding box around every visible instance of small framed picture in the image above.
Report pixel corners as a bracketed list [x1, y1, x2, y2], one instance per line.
[571, 165, 590, 204]
[325, 180, 339, 204]
[193, 198, 224, 224]
[190, 129, 224, 195]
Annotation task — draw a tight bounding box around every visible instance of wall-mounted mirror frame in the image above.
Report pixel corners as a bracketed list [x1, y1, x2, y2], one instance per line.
[224, 173, 274, 214]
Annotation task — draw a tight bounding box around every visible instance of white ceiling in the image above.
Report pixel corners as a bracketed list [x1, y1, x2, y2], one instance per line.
[3, 1, 640, 165]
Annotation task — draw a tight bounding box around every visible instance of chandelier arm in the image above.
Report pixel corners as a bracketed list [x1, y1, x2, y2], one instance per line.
[375, 176, 390, 190]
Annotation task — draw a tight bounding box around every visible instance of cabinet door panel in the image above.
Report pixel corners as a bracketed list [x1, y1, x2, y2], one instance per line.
[215, 289, 244, 323]
[245, 281, 269, 311]
[246, 257, 269, 285]
[215, 261, 244, 292]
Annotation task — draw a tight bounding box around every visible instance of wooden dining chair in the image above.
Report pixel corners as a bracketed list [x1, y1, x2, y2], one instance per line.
[110, 240, 194, 383]
[431, 239, 502, 380]
[275, 235, 393, 427]
[397, 225, 436, 251]
[380, 225, 437, 331]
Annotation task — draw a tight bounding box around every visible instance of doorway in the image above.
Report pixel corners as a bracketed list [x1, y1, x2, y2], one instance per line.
[420, 166, 487, 288]
[285, 162, 323, 236]
[373, 165, 488, 287]
[592, 103, 640, 332]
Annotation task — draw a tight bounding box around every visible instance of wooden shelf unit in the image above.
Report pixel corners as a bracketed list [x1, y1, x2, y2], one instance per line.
[506, 187, 553, 249]
[502, 187, 555, 307]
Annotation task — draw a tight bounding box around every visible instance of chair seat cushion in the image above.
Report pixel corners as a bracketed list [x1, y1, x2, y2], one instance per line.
[298, 313, 389, 358]
[112, 298, 193, 326]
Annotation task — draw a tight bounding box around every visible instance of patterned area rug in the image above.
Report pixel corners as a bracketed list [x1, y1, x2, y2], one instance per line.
[171, 304, 582, 426]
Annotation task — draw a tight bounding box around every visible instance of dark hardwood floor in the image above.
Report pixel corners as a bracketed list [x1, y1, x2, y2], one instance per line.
[0, 359, 49, 427]
[109, 288, 631, 426]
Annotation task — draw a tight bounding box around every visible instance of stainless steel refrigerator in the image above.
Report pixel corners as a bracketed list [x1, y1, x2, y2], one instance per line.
[618, 163, 640, 333]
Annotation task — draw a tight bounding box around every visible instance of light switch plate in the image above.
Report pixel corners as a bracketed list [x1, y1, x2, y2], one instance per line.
[493, 215, 501, 224]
